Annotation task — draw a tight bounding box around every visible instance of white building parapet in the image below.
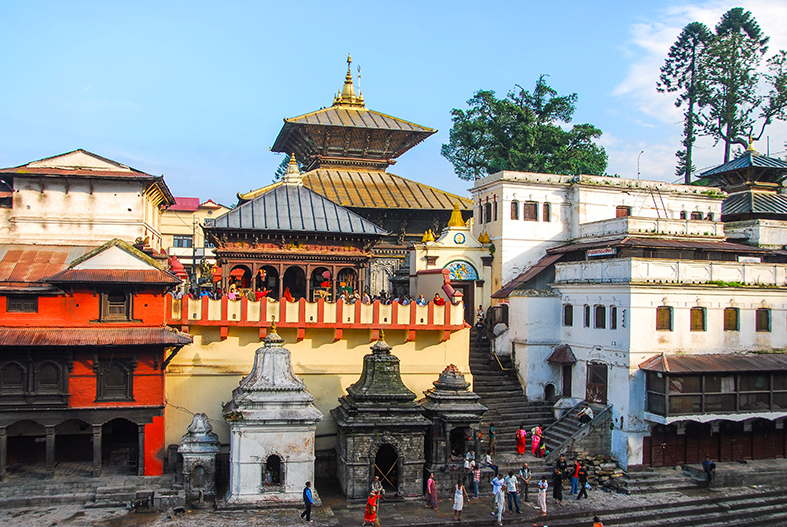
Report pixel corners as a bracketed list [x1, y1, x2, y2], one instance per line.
[578, 217, 725, 241]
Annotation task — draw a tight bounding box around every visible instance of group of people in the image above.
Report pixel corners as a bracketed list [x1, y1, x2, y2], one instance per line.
[511, 423, 547, 457]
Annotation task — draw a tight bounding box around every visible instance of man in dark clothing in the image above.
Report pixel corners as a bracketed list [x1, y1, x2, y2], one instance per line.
[702, 456, 716, 489]
[301, 481, 314, 524]
[576, 464, 589, 500]
[552, 466, 563, 505]
[555, 454, 568, 478]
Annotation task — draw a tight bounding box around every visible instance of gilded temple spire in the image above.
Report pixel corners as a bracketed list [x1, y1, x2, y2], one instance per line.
[333, 54, 365, 108]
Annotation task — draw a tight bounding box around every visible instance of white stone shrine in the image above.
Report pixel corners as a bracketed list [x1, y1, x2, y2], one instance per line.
[222, 324, 323, 506]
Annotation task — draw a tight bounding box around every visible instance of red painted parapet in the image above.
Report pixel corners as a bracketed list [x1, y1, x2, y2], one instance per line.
[167, 295, 467, 341]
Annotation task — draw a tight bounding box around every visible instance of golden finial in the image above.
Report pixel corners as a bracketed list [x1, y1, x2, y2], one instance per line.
[447, 202, 465, 227]
[379, 329, 385, 341]
[746, 136, 758, 154]
[282, 153, 303, 185]
[289, 153, 297, 166]
[333, 54, 365, 108]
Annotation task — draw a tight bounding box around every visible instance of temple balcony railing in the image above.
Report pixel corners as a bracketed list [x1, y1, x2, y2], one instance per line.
[578, 216, 725, 241]
[554, 258, 787, 286]
[166, 296, 468, 342]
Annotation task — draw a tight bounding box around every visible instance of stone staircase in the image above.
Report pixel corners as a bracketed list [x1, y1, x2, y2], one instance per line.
[542, 401, 610, 462]
[468, 328, 554, 459]
[538, 487, 787, 527]
[624, 468, 701, 495]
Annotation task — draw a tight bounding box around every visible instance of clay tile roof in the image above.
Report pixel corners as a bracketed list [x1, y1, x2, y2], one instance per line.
[638, 353, 787, 373]
[546, 344, 577, 364]
[0, 327, 192, 347]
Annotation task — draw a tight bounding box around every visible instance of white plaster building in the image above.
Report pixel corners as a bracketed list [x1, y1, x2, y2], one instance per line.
[477, 170, 787, 469]
[0, 150, 175, 250]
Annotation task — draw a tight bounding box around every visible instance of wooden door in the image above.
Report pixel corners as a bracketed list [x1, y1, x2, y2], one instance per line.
[586, 363, 608, 404]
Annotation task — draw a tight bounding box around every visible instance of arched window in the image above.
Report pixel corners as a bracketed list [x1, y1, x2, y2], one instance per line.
[36, 362, 60, 393]
[96, 361, 133, 401]
[264, 454, 282, 486]
[679, 211, 687, 220]
[0, 363, 25, 394]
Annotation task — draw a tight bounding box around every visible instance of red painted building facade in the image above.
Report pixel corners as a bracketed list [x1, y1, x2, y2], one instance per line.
[0, 239, 191, 479]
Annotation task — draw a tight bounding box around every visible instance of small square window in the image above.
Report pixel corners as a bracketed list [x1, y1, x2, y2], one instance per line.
[656, 306, 673, 331]
[756, 308, 771, 332]
[6, 296, 38, 313]
[100, 290, 132, 321]
[174, 235, 193, 248]
[724, 308, 739, 331]
[616, 206, 631, 218]
[690, 307, 706, 331]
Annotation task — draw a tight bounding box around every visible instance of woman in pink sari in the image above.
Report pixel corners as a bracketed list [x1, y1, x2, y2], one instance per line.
[425, 473, 438, 509]
[515, 425, 527, 455]
[531, 425, 543, 456]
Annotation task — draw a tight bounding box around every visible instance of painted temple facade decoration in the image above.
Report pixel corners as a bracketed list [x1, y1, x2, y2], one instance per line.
[222, 325, 323, 506]
[239, 56, 473, 296]
[410, 203, 494, 323]
[0, 238, 191, 480]
[332, 332, 430, 499]
[419, 364, 486, 478]
[178, 413, 220, 499]
[205, 155, 387, 302]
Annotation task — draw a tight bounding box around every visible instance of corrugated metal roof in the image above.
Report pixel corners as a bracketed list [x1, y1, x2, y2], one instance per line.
[0, 149, 157, 180]
[546, 343, 577, 364]
[0, 245, 93, 285]
[723, 191, 787, 216]
[208, 183, 387, 235]
[492, 253, 563, 298]
[169, 197, 201, 211]
[700, 151, 787, 178]
[44, 269, 181, 285]
[546, 236, 769, 255]
[0, 327, 192, 347]
[285, 107, 434, 133]
[639, 353, 787, 373]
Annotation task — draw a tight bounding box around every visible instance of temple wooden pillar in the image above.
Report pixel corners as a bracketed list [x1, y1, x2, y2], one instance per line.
[92, 424, 102, 477]
[45, 425, 55, 479]
[0, 427, 6, 481]
[137, 424, 146, 476]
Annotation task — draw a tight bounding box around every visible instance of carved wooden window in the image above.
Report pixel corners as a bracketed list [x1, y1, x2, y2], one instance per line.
[562, 304, 573, 327]
[0, 363, 25, 394]
[724, 308, 739, 331]
[35, 362, 61, 393]
[511, 200, 519, 220]
[6, 296, 38, 313]
[690, 307, 706, 331]
[656, 306, 673, 331]
[756, 308, 771, 332]
[523, 202, 538, 221]
[95, 360, 134, 401]
[101, 290, 132, 321]
[615, 206, 631, 218]
[594, 305, 606, 329]
[543, 202, 551, 222]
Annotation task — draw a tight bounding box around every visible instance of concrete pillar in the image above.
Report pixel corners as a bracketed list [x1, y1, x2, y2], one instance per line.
[92, 425, 102, 477]
[0, 427, 6, 481]
[137, 424, 145, 476]
[45, 425, 55, 479]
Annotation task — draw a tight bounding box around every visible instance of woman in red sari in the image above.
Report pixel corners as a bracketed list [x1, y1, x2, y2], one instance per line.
[363, 490, 379, 526]
[425, 473, 438, 509]
[515, 425, 527, 455]
[531, 425, 543, 456]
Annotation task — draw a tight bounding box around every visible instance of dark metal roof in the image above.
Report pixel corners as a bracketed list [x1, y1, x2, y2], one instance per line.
[282, 107, 434, 133]
[209, 183, 387, 235]
[546, 236, 769, 255]
[492, 253, 563, 298]
[639, 353, 787, 373]
[723, 191, 787, 216]
[44, 269, 181, 285]
[700, 151, 787, 178]
[546, 344, 577, 364]
[0, 327, 192, 347]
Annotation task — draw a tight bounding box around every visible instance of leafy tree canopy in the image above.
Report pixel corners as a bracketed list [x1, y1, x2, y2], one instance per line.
[441, 76, 608, 180]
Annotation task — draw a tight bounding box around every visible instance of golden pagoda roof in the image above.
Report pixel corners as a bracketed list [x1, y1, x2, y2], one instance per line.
[238, 168, 472, 212]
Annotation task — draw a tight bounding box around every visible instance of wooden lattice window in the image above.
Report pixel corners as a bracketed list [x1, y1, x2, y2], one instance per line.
[690, 307, 706, 331]
[756, 308, 771, 332]
[656, 306, 672, 331]
[523, 202, 538, 221]
[723, 308, 739, 331]
[6, 296, 38, 313]
[101, 290, 132, 321]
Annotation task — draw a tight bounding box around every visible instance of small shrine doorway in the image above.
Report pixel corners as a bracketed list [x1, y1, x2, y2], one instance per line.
[449, 428, 468, 458]
[374, 444, 398, 493]
[102, 418, 138, 474]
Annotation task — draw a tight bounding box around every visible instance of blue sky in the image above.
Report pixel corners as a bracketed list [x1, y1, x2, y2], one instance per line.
[1, 1, 786, 206]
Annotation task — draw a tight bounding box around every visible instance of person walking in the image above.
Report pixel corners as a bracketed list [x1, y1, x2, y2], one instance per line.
[515, 425, 527, 455]
[491, 476, 507, 526]
[570, 458, 580, 495]
[300, 481, 314, 525]
[537, 476, 548, 516]
[552, 466, 564, 506]
[505, 471, 521, 514]
[471, 462, 481, 499]
[489, 423, 497, 455]
[362, 490, 379, 527]
[452, 477, 469, 522]
[702, 456, 716, 490]
[530, 425, 543, 456]
[485, 450, 499, 477]
[576, 463, 589, 500]
[425, 473, 438, 510]
[519, 462, 532, 502]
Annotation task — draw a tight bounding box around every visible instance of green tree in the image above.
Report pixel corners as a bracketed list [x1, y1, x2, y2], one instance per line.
[441, 76, 607, 180]
[657, 21, 711, 183]
[696, 8, 785, 162]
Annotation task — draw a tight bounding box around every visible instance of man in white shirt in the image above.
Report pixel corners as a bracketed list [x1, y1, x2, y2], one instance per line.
[505, 471, 521, 513]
